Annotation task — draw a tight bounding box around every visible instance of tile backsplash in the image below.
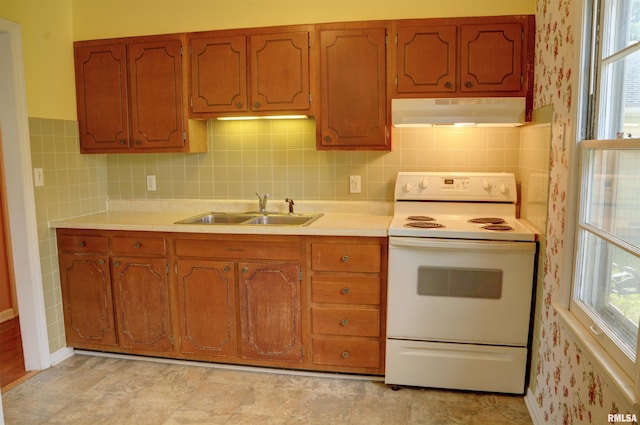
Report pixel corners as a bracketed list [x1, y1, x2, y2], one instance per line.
[107, 118, 524, 202]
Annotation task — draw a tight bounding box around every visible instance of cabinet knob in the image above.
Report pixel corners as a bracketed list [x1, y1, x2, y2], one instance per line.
[78, 241, 86, 247]
[340, 319, 349, 326]
[98, 259, 105, 265]
[134, 242, 141, 249]
[236, 102, 243, 109]
[465, 81, 473, 88]
[254, 101, 261, 109]
[341, 255, 350, 263]
[114, 261, 120, 267]
[444, 81, 452, 89]
[341, 287, 350, 295]
[241, 266, 248, 273]
[135, 139, 142, 145]
[342, 351, 350, 358]
[223, 265, 230, 273]
[119, 139, 126, 145]
[324, 135, 331, 143]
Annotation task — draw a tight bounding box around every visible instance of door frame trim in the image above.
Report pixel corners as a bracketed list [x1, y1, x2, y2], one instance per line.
[0, 18, 51, 373]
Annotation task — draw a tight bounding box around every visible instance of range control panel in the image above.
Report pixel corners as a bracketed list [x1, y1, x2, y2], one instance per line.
[394, 172, 517, 203]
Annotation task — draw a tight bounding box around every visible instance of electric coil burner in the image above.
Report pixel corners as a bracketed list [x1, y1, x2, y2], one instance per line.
[386, 172, 537, 394]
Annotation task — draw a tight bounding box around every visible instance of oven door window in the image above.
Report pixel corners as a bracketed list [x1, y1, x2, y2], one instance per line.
[417, 267, 503, 299]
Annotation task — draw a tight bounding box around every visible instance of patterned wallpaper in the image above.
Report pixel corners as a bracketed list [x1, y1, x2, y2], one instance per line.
[530, 0, 639, 422]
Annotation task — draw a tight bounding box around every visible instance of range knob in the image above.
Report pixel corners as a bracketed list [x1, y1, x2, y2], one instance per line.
[482, 180, 493, 190]
[402, 183, 413, 192]
[500, 184, 509, 195]
[419, 179, 429, 189]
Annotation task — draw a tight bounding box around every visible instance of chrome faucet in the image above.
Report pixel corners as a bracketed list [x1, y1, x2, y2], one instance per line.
[255, 192, 269, 213]
[285, 198, 295, 214]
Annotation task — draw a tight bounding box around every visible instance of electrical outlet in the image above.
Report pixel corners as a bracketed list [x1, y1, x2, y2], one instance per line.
[33, 168, 44, 187]
[146, 175, 157, 191]
[349, 175, 361, 194]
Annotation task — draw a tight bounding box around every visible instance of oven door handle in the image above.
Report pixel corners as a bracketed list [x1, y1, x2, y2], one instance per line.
[389, 236, 536, 253]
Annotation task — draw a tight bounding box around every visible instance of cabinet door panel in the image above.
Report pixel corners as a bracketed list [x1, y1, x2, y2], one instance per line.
[190, 35, 247, 113]
[251, 32, 310, 111]
[112, 256, 172, 351]
[397, 26, 456, 93]
[177, 259, 238, 357]
[128, 40, 184, 149]
[75, 42, 129, 151]
[59, 253, 117, 346]
[319, 27, 388, 148]
[238, 262, 302, 362]
[460, 23, 523, 92]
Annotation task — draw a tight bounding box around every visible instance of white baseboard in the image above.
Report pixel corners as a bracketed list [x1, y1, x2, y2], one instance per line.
[48, 347, 74, 367]
[525, 387, 545, 425]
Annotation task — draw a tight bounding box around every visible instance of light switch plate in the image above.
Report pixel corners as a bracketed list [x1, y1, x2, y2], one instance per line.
[146, 175, 157, 191]
[349, 175, 361, 194]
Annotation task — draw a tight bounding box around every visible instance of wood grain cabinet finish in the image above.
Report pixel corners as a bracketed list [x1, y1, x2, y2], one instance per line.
[58, 234, 116, 348]
[74, 35, 206, 154]
[394, 16, 534, 102]
[174, 234, 303, 367]
[176, 259, 238, 357]
[316, 23, 390, 150]
[308, 237, 387, 374]
[189, 26, 312, 117]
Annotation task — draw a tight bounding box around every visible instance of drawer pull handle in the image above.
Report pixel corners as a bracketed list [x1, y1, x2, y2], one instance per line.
[341, 287, 350, 295]
[223, 266, 230, 273]
[342, 351, 350, 358]
[341, 319, 349, 326]
[78, 241, 86, 247]
[341, 255, 349, 263]
[134, 242, 141, 249]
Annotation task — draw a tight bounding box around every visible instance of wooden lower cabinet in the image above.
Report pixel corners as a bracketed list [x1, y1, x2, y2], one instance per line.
[57, 229, 386, 375]
[111, 256, 172, 352]
[176, 259, 238, 357]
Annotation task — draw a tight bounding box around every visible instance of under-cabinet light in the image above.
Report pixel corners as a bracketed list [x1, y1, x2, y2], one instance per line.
[217, 115, 308, 121]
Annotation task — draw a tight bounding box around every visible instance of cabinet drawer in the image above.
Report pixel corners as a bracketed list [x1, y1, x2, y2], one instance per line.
[311, 243, 380, 273]
[312, 307, 379, 337]
[312, 338, 380, 368]
[111, 236, 166, 255]
[57, 234, 108, 253]
[175, 239, 299, 260]
[311, 275, 380, 305]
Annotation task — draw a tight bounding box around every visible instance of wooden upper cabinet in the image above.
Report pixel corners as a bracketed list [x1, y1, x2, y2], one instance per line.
[190, 35, 247, 114]
[74, 35, 206, 154]
[189, 26, 312, 117]
[317, 23, 390, 150]
[127, 39, 185, 149]
[397, 25, 457, 94]
[74, 42, 129, 151]
[393, 16, 534, 101]
[460, 23, 523, 93]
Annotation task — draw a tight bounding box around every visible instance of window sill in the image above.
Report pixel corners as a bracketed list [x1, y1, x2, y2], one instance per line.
[553, 303, 639, 408]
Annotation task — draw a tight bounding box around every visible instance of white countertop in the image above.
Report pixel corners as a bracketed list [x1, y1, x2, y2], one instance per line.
[49, 199, 393, 237]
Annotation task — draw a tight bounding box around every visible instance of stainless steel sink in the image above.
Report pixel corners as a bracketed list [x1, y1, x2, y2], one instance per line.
[175, 212, 253, 225]
[175, 212, 322, 226]
[243, 214, 321, 226]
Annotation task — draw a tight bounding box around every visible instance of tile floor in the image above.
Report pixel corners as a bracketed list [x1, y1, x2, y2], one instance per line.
[2, 354, 533, 424]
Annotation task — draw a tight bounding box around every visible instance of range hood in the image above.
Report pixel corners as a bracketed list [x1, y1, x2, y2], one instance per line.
[392, 97, 526, 127]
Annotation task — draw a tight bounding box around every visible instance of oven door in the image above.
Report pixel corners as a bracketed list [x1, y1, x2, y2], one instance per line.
[387, 237, 536, 346]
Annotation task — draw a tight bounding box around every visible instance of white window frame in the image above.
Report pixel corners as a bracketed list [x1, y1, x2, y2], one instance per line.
[567, 0, 640, 401]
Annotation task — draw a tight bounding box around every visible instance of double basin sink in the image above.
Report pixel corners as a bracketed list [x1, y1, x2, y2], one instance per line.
[175, 212, 323, 226]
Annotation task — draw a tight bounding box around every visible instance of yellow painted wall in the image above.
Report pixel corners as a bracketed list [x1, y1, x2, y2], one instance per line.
[1, 0, 535, 120]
